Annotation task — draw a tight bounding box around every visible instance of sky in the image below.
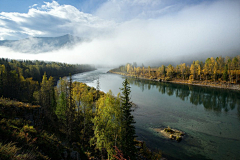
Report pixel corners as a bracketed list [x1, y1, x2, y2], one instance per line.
[0, 0, 239, 66]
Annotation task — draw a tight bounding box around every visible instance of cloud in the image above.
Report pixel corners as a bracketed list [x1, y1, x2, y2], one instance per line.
[93, 0, 209, 22]
[29, 4, 38, 9]
[0, 1, 115, 40]
[94, 0, 169, 22]
[71, 0, 240, 66]
[0, 0, 239, 66]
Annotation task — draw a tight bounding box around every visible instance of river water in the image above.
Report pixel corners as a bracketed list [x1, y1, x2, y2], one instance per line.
[72, 68, 240, 160]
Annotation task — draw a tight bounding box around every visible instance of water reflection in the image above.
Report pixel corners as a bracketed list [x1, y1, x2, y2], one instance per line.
[126, 77, 240, 116]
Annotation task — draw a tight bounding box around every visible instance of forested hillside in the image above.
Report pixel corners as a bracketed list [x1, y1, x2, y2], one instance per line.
[0, 58, 160, 159]
[0, 58, 95, 102]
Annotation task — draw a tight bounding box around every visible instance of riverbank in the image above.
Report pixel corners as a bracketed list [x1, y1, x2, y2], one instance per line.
[108, 70, 240, 91]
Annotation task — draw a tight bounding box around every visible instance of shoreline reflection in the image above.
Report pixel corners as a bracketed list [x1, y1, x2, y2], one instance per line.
[126, 77, 240, 117]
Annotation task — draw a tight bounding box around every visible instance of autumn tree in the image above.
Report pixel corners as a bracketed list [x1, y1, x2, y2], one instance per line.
[157, 67, 161, 78]
[79, 86, 94, 144]
[166, 64, 174, 79]
[232, 57, 239, 83]
[227, 58, 233, 83]
[142, 66, 145, 75]
[190, 62, 196, 80]
[148, 66, 151, 77]
[91, 91, 122, 159]
[212, 61, 218, 82]
[203, 58, 211, 80]
[126, 63, 132, 73]
[175, 65, 181, 79]
[35, 72, 57, 131]
[55, 77, 68, 122]
[179, 63, 185, 80]
[197, 63, 202, 80]
[39, 73, 56, 113]
[216, 56, 224, 81]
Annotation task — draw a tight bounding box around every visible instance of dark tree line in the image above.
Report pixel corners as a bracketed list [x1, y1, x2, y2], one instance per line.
[0, 58, 95, 102]
[0, 58, 95, 82]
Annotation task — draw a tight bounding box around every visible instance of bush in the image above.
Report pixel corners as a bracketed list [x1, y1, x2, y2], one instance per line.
[0, 142, 35, 160]
[165, 77, 172, 81]
[22, 125, 37, 134]
[0, 142, 20, 159]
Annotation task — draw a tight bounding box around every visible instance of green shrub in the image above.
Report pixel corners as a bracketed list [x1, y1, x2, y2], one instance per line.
[22, 125, 37, 134]
[165, 77, 172, 81]
[176, 136, 182, 142]
[164, 126, 172, 132]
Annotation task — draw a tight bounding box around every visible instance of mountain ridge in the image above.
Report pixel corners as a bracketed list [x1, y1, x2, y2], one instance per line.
[0, 34, 84, 53]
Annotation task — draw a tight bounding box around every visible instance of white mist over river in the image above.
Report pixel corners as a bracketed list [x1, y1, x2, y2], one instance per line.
[72, 68, 240, 160]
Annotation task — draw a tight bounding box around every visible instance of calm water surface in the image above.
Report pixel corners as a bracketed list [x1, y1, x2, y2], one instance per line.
[72, 68, 240, 160]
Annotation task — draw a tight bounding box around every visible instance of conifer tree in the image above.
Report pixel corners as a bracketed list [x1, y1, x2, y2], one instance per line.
[66, 73, 76, 143]
[38, 73, 57, 130]
[120, 78, 137, 159]
[96, 76, 100, 99]
[223, 64, 228, 81]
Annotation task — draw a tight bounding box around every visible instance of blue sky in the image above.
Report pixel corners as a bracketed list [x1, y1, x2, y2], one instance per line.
[0, 0, 214, 13]
[0, 0, 106, 13]
[0, 0, 239, 65]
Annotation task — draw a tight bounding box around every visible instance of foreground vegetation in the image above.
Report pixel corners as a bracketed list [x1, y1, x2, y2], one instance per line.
[110, 55, 240, 90]
[0, 98, 71, 159]
[0, 58, 161, 159]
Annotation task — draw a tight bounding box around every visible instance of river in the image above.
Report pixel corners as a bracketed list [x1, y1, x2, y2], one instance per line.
[72, 68, 240, 160]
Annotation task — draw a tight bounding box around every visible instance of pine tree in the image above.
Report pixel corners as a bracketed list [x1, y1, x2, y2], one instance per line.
[66, 73, 75, 144]
[38, 73, 57, 130]
[120, 78, 137, 159]
[223, 64, 228, 81]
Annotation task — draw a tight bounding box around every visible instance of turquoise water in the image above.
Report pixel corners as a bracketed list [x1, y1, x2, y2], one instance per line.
[72, 68, 240, 160]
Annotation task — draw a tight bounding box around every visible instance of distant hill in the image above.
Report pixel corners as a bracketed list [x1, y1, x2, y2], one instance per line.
[0, 34, 84, 53]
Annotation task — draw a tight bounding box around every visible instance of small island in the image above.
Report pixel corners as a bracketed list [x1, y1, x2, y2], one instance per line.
[154, 127, 185, 142]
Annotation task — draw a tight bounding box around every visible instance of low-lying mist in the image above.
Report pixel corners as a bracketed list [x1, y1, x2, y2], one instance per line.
[0, 0, 239, 67]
